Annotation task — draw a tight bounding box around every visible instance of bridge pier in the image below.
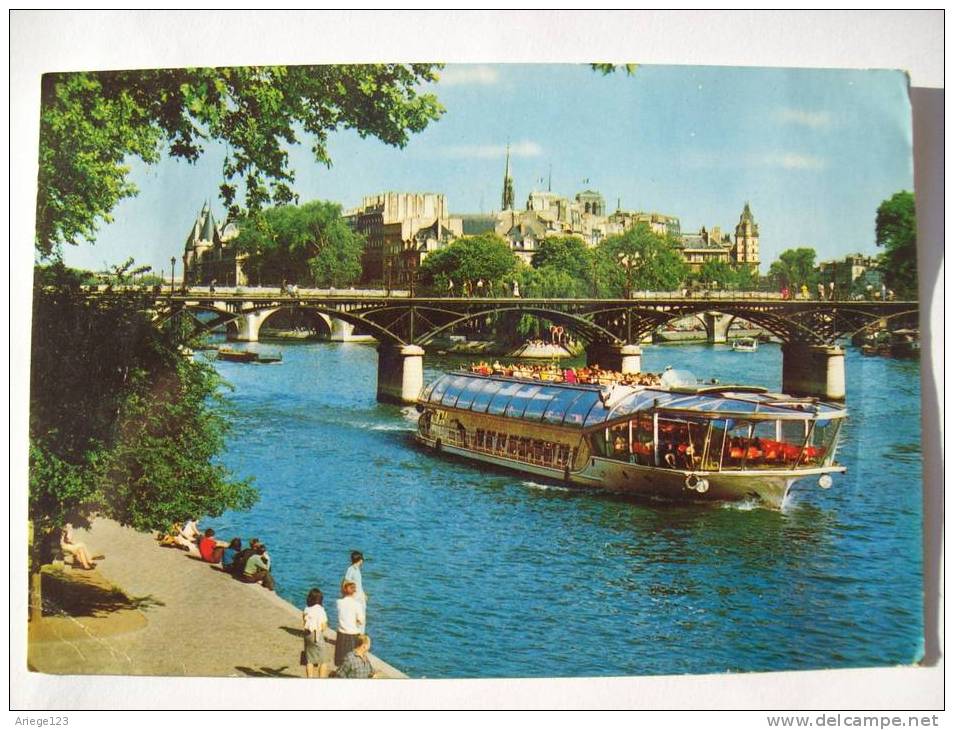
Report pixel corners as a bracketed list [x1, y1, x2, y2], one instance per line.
[377, 344, 425, 404]
[781, 344, 846, 400]
[586, 343, 642, 374]
[330, 318, 375, 342]
[229, 308, 278, 342]
[703, 311, 733, 344]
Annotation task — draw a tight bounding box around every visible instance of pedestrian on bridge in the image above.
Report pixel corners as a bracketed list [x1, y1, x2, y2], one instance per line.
[817, 282, 826, 301]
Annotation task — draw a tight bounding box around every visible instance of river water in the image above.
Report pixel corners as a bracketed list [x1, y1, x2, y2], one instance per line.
[205, 339, 923, 678]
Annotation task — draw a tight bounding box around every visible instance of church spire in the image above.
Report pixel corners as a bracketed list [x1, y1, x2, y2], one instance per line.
[501, 143, 515, 211]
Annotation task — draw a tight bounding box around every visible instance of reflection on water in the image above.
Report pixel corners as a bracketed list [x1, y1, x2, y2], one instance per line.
[206, 339, 923, 678]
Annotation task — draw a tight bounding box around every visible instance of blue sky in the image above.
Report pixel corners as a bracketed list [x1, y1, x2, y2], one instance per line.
[59, 63, 913, 276]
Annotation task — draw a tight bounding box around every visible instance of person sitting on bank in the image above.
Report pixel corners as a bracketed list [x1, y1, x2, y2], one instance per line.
[302, 588, 330, 678]
[175, 517, 201, 555]
[198, 528, 229, 564]
[221, 538, 242, 572]
[60, 523, 98, 570]
[335, 634, 381, 679]
[334, 581, 366, 667]
[240, 543, 275, 590]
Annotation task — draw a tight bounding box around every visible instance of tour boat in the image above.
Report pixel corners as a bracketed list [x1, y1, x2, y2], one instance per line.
[415, 372, 847, 509]
[217, 347, 258, 363]
[731, 337, 759, 352]
[888, 329, 920, 359]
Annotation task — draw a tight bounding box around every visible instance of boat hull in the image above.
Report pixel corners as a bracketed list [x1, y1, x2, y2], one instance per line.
[416, 434, 838, 509]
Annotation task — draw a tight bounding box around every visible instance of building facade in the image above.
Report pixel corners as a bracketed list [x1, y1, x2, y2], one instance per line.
[346, 192, 463, 286]
[183, 201, 247, 286]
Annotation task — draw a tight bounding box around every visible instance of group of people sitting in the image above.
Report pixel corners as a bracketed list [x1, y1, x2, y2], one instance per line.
[158, 517, 275, 590]
[468, 361, 663, 387]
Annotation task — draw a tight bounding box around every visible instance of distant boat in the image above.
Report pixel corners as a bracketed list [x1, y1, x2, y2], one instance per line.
[217, 348, 259, 363]
[888, 329, 920, 359]
[255, 353, 283, 364]
[731, 337, 758, 352]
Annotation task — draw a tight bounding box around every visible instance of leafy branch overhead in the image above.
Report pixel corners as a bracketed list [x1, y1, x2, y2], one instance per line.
[35, 64, 445, 258]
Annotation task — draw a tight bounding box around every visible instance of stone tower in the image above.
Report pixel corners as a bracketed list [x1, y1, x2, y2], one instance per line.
[501, 144, 515, 211]
[734, 202, 760, 271]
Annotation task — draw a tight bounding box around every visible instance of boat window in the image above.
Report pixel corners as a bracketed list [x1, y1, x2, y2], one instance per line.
[608, 390, 658, 420]
[804, 418, 839, 466]
[591, 430, 610, 458]
[562, 391, 601, 427]
[542, 388, 588, 425]
[440, 375, 473, 407]
[521, 388, 558, 421]
[505, 384, 543, 419]
[486, 381, 523, 416]
[657, 417, 704, 470]
[419, 379, 438, 401]
[608, 423, 630, 461]
[702, 418, 726, 471]
[429, 376, 452, 403]
[583, 398, 613, 428]
[631, 415, 655, 466]
[454, 377, 490, 410]
[469, 379, 505, 413]
[720, 420, 754, 470]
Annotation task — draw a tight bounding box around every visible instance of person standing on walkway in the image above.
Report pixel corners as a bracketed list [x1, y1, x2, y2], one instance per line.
[344, 551, 367, 605]
[334, 581, 365, 667]
[302, 588, 329, 678]
[335, 634, 381, 679]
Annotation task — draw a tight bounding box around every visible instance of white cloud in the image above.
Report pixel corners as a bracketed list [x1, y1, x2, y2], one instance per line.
[437, 65, 499, 86]
[759, 153, 827, 170]
[439, 141, 543, 159]
[775, 108, 833, 129]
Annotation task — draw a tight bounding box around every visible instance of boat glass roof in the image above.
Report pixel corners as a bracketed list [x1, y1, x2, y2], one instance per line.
[420, 372, 844, 429]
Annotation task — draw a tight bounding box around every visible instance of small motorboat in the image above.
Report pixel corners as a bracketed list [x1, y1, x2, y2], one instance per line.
[216, 348, 259, 363]
[255, 353, 283, 364]
[731, 337, 758, 352]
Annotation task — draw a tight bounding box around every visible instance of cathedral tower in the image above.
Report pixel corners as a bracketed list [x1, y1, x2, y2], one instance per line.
[501, 144, 515, 211]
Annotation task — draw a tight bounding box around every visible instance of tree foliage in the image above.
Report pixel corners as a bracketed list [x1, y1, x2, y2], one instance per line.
[30, 265, 257, 562]
[767, 247, 819, 290]
[696, 259, 759, 290]
[234, 200, 363, 286]
[875, 190, 917, 297]
[595, 224, 689, 295]
[419, 233, 519, 294]
[36, 64, 444, 258]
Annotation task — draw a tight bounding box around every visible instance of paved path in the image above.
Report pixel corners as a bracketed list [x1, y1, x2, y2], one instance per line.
[28, 518, 404, 679]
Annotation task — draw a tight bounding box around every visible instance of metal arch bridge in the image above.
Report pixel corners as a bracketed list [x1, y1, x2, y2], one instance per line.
[154, 292, 919, 347]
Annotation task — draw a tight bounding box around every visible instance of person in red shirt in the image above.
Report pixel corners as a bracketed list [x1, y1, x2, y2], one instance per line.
[198, 528, 228, 564]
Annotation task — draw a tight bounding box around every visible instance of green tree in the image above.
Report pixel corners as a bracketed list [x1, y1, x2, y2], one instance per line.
[36, 65, 444, 258]
[768, 247, 818, 292]
[235, 200, 364, 287]
[596, 224, 688, 296]
[515, 263, 589, 299]
[420, 233, 519, 295]
[697, 260, 737, 288]
[875, 190, 917, 297]
[29, 265, 257, 615]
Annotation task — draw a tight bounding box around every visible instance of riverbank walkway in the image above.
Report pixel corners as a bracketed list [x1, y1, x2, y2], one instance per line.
[28, 518, 404, 679]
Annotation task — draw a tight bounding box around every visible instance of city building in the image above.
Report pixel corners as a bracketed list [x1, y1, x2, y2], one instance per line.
[345, 192, 463, 286]
[816, 253, 881, 292]
[182, 201, 246, 286]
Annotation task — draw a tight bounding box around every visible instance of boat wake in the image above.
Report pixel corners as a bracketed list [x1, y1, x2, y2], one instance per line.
[521, 480, 572, 493]
[720, 498, 761, 511]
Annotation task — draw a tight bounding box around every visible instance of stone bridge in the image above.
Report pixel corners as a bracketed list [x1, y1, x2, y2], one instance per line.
[150, 290, 918, 404]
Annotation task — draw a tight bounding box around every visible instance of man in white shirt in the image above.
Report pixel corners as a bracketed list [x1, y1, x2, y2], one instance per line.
[334, 581, 365, 668]
[344, 551, 367, 605]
